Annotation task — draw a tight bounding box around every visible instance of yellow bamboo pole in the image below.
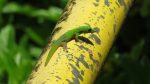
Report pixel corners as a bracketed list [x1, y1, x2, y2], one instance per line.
[27, 0, 134, 84]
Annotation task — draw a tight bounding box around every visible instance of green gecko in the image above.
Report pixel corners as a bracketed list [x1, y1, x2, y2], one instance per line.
[45, 25, 97, 66]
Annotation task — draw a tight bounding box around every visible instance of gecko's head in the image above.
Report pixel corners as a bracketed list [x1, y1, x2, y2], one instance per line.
[87, 28, 97, 33]
[90, 27, 100, 33]
[79, 25, 98, 33]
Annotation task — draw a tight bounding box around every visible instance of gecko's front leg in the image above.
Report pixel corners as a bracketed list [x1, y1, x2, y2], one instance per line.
[75, 33, 80, 42]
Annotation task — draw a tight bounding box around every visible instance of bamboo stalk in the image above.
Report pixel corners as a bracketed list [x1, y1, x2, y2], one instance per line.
[27, 0, 134, 84]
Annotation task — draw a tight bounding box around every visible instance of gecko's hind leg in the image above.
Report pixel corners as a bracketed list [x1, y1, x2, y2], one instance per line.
[60, 42, 68, 52]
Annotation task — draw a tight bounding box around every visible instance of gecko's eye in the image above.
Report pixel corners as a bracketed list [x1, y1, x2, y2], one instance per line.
[88, 29, 92, 32]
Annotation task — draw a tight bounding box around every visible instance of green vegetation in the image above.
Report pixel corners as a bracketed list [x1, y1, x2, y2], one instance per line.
[0, 0, 150, 84]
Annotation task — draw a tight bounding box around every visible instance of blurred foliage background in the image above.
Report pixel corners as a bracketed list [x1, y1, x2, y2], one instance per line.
[0, 0, 150, 84]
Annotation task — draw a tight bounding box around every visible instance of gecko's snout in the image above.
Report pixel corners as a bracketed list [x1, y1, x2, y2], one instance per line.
[90, 29, 97, 33]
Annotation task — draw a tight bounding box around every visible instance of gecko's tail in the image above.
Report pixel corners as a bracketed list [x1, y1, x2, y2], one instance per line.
[44, 49, 52, 66]
[44, 44, 58, 66]
[45, 56, 50, 66]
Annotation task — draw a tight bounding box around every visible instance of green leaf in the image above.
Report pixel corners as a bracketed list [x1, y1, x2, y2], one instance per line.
[30, 46, 42, 58]
[130, 40, 145, 61]
[31, 6, 62, 22]
[0, 24, 16, 50]
[2, 2, 62, 22]
[0, 24, 18, 84]
[0, 0, 6, 13]
[140, 0, 150, 17]
[2, 2, 21, 13]
[0, 24, 34, 84]
[19, 34, 29, 49]
[25, 28, 44, 46]
[47, 6, 62, 21]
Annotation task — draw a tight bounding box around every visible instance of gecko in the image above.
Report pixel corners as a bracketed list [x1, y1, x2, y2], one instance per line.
[45, 24, 97, 66]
